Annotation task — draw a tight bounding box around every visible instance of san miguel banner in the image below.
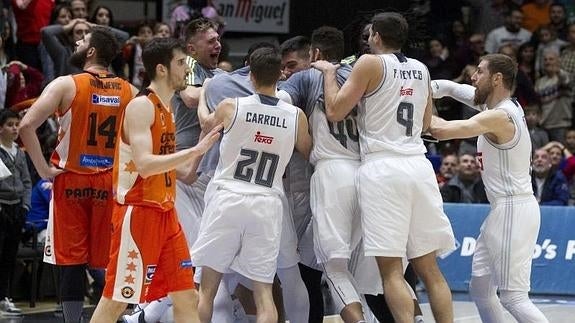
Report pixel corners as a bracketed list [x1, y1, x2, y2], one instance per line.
[214, 0, 290, 33]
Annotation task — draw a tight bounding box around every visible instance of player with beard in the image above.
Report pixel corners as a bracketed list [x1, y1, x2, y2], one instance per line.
[19, 26, 139, 323]
[430, 54, 549, 323]
[89, 37, 221, 323]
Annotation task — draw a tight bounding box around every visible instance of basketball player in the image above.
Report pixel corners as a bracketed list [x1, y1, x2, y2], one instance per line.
[198, 42, 310, 323]
[312, 12, 455, 323]
[89, 37, 221, 322]
[191, 47, 312, 323]
[430, 55, 549, 323]
[278, 26, 367, 323]
[19, 26, 139, 323]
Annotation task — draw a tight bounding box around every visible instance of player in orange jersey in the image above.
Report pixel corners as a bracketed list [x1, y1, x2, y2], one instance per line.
[89, 37, 221, 323]
[19, 26, 139, 323]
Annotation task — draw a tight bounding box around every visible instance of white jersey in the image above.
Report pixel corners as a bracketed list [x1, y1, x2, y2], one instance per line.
[211, 94, 299, 195]
[476, 98, 533, 201]
[358, 53, 429, 157]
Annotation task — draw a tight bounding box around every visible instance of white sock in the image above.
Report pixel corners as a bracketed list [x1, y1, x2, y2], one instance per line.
[142, 297, 172, 322]
[414, 314, 425, 322]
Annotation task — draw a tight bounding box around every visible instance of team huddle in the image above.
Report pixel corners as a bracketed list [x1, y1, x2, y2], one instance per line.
[19, 11, 549, 323]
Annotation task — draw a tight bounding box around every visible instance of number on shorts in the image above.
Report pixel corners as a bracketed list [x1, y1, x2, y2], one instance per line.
[234, 149, 279, 187]
[87, 113, 117, 148]
[396, 102, 414, 136]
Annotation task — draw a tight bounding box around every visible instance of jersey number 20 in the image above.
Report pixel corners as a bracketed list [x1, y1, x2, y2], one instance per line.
[234, 148, 279, 188]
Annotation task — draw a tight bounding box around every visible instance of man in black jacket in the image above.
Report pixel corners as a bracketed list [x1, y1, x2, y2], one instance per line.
[441, 153, 488, 203]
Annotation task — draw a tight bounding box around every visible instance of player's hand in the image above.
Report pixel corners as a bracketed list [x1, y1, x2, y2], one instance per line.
[311, 60, 338, 73]
[194, 124, 222, 155]
[40, 165, 65, 180]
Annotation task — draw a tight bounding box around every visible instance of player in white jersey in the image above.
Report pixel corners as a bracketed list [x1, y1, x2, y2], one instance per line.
[430, 54, 549, 323]
[191, 47, 312, 323]
[279, 26, 372, 323]
[312, 12, 455, 323]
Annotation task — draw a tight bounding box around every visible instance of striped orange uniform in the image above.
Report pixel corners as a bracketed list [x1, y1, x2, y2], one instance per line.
[104, 89, 193, 303]
[44, 71, 133, 268]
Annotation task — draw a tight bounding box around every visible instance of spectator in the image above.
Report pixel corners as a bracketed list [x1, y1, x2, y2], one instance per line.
[88, 6, 128, 77]
[521, 0, 551, 33]
[4, 60, 43, 109]
[41, 18, 90, 77]
[441, 153, 488, 203]
[549, 3, 569, 41]
[153, 22, 172, 38]
[69, 0, 87, 19]
[546, 141, 565, 170]
[424, 38, 458, 80]
[122, 22, 153, 89]
[40, 4, 72, 84]
[518, 41, 537, 83]
[280, 35, 311, 79]
[25, 178, 51, 242]
[499, 43, 538, 106]
[436, 153, 459, 188]
[454, 33, 487, 73]
[535, 49, 572, 142]
[11, 0, 54, 70]
[531, 148, 569, 205]
[525, 104, 550, 151]
[560, 23, 575, 81]
[170, 0, 224, 39]
[534, 25, 567, 78]
[0, 109, 32, 317]
[485, 8, 532, 53]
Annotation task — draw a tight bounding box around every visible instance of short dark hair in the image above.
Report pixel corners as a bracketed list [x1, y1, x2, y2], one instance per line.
[184, 17, 219, 43]
[50, 4, 72, 25]
[142, 37, 186, 80]
[0, 109, 20, 126]
[250, 47, 282, 87]
[371, 12, 408, 50]
[245, 42, 278, 65]
[88, 26, 119, 67]
[280, 36, 310, 59]
[480, 53, 517, 90]
[311, 26, 344, 61]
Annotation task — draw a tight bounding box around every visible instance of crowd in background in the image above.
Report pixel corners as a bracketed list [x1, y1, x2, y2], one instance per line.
[0, 0, 574, 315]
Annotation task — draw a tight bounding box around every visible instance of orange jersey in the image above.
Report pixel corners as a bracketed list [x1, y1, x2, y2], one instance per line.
[113, 89, 176, 211]
[51, 71, 133, 174]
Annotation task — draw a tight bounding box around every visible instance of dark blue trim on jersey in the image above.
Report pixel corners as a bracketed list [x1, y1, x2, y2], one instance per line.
[258, 94, 279, 106]
[393, 52, 407, 63]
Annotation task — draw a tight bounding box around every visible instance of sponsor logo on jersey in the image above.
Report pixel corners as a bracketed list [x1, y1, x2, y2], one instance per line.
[121, 286, 135, 299]
[145, 265, 156, 284]
[44, 245, 52, 257]
[180, 260, 193, 268]
[80, 154, 113, 168]
[254, 131, 274, 144]
[400, 86, 413, 96]
[91, 94, 121, 107]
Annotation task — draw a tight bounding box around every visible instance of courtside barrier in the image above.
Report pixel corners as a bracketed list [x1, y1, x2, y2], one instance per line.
[439, 203, 575, 295]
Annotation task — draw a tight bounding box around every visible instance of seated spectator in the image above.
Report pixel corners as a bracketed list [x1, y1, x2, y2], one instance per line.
[436, 153, 459, 188]
[535, 49, 572, 142]
[518, 41, 537, 83]
[549, 3, 569, 41]
[423, 38, 457, 80]
[25, 179, 51, 243]
[532, 148, 569, 205]
[534, 26, 568, 78]
[441, 153, 488, 203]
[525, 104, 550, 151]
[485, 7, 532, 54]
[122, 22, 153, 89]
[560, 23, 575, 80]
[153, 22, 172, 38]
[88, 5, 127, 77]
[4, 61, 43, 109]
[70, 0, 88, 19]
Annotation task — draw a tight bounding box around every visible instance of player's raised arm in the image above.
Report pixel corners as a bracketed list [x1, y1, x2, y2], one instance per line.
[431, 79, 483, 111]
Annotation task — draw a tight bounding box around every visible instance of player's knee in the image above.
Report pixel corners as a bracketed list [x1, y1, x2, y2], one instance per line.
[469, 276, 495, 302]
[499, 290, 527, 311]
[324, 260, 361, 313]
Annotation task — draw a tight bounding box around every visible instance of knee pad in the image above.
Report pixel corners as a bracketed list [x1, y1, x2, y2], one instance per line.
[323, 259, 361, 314]
[60, 265, 87, 302]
